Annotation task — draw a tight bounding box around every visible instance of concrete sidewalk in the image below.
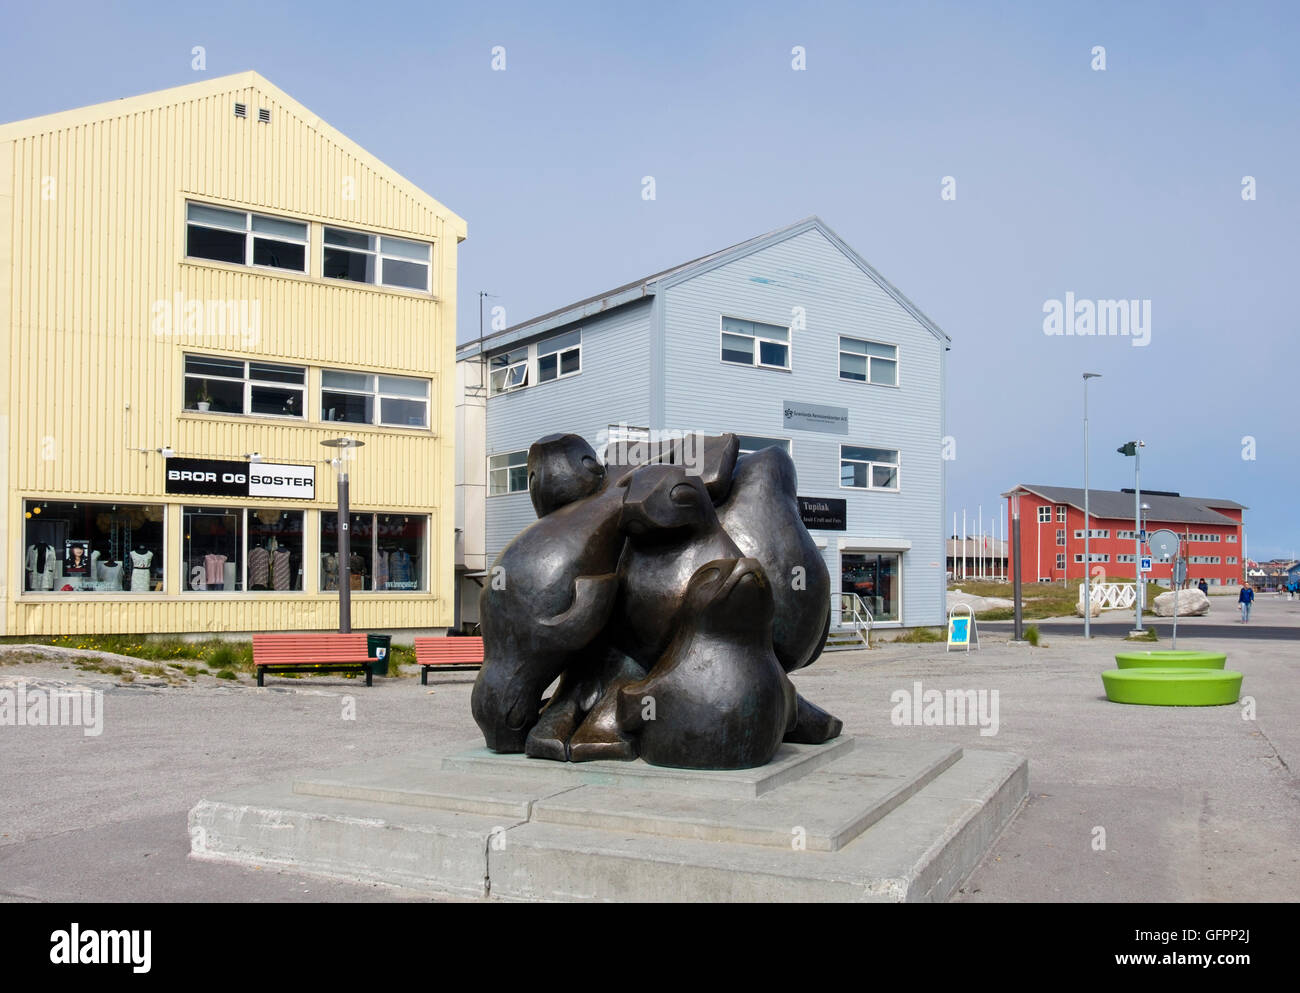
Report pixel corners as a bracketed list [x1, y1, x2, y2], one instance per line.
[1, 600, 1296, 901]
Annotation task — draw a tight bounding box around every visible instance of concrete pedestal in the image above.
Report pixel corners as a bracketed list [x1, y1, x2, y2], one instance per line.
[189, 736, 1026, 902]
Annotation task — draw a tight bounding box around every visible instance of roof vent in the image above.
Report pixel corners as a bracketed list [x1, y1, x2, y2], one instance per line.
[234, 102, 247, 118]
[257, 107, 271, 124]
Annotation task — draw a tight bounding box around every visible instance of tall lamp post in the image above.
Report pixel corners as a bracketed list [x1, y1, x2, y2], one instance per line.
[1006, 488, 1026, 644]
[1118, 440, 1145, 634]
[1082, 373, 1101, 637]
[321, 437, 365, 633]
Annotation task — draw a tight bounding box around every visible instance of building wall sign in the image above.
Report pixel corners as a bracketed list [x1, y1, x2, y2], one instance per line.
[783, 399, 849, 435]
[798, 496, 847, 531]
[165, 458, 315, 500]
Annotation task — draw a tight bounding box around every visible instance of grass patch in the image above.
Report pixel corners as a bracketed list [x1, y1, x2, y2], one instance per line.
[215, 669, 238, 680]
[891, 626, 946, 643]
[1125, 628, 1159, 642]
[1024, 625, 1040, 647]
[954, 580, 1167, 620]
[183, 665, 200, 677]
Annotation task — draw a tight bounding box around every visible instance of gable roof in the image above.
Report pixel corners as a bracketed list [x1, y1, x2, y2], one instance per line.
[457, 215, 949, 359]
[0, 71, 466, 238]
[1002, 484, 1245, 527]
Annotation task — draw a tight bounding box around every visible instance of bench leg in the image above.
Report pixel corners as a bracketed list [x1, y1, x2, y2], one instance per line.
[257, 669, 264, 687]
[366, 665, 373, 687]
[421, 667, 428, 686]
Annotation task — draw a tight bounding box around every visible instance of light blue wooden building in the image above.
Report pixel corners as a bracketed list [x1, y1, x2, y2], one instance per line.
[455, 217, 950, 633]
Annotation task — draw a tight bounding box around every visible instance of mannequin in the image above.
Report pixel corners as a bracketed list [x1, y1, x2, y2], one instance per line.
[130, 545, 153, 593]
[373, 546, 390, 590]
[271, 545, 292, 591]
[249, 543, 271, 590]
[321, 552, 338, 591]
[99, 554, 123, 591]
[389, 547, 414, 588]
[26, 543, 57, 591]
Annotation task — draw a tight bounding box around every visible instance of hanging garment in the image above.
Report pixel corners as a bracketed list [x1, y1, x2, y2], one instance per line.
[248, 546, 271, 589]
[321, 554, 338, 591]
[130, 550, 153, 592]
[204, 554, 228, 587]
[389, 550, 413, 586]
[27, 544, 57, 591]
[271, 549, 292, 591]
[373, 550, 389, 591]
[99, 562, 124, 590]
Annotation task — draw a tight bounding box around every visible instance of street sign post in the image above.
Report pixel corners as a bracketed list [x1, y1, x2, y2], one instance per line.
[1140, 556, 1152, 573]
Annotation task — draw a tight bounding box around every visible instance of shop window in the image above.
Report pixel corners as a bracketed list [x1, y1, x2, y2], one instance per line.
[537, 330, 581, 383]
[186, 202, 308, 272]
[839, 336, 897, 385]
[184, 354, 305, 417]
[840, 552, 900, 622]
[721, 317, 790, 370]
[248, 509, 304, 591]
[489, 348, 529, 395]
[183, 507, 243, 591]
[320, 513, 427, 592]
[23, 500, 165, 593]
[322, 370, 429, 427]
[840, 445, 900, 490]
[489, 451, 529, 495]
[323, 227, 431, 291]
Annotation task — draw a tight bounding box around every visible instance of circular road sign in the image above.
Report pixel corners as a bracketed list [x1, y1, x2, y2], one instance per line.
[1148, 528, 1181, 562]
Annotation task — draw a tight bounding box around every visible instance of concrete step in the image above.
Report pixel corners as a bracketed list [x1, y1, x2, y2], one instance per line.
[189, 736, 1027, 902]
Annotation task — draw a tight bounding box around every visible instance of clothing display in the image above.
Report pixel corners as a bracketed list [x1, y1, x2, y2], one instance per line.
[99, 561, 123, 590]
[129, 549, 153, 592]
[373, 550, 390, 591]
[271, 548, 292, 591]
[321, 553, 339, 591]
[248, 546, 271, 589]
[389, 550, 415, 587]
[204, 553, 228, 585]
[26, 543, 57, 591]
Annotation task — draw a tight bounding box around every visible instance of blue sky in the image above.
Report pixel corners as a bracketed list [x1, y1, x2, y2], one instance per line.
[3, 1, 1297, 557]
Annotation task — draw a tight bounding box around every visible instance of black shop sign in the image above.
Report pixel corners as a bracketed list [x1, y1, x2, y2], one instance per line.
[798, 496, 847, 531]
[164, 457, 316, 500]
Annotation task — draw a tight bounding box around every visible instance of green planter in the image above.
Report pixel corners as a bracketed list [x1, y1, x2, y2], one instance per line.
[1114, 650, 1227, 670]
[366, 633, 392, 677]
[1101, 667, 1242, 706]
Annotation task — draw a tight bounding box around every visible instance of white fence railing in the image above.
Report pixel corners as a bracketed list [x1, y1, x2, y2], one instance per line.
[1079, 582, 1137, 612]
[832, 593, 873, 648]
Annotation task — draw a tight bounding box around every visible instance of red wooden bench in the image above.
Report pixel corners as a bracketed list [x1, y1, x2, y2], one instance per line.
[415, 636, 484, 684]
[252, 633, 379, 687]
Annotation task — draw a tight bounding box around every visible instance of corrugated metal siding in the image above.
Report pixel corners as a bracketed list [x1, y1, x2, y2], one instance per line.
[3, 77, 461, 635]
[660, 228, 945, 626]
[483, 299, 653, 563]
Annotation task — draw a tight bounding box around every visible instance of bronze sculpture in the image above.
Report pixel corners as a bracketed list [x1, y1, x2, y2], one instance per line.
[472, 432, 842, 769]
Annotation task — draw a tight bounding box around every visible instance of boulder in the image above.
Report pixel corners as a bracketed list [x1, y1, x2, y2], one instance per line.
[1075, 597, 1101, 618]
[946, 590, 1013, 614]
[1152, 588, 1210, 617]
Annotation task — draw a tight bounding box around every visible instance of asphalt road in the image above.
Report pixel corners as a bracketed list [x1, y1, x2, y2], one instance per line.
[1, 596, 1296, 902]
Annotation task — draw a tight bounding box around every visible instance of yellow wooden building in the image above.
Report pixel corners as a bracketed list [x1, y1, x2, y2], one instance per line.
[0, 71, 466, 636]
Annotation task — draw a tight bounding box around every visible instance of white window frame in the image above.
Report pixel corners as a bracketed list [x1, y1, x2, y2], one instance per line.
[321, 370, 430, 428]
[735, 435, 791, 456]
[184, 354, 306, 418]
[720, 316, 791, 371]
[1074, 553, 1108, 563]
[1056, 504, 1067, 521]
[839, 444, 900, 492]
[489, 347, 529, 395]
[839, 335, 899, 387]
[1055, 552, 1066, 570]
[1038, 506, 1052, 523]
[185, 201, 309, 273]
[1056, 528, 1066, 546]
[322, 226, 432, 292]
[489, 451, 529, 495]
[537, 330, 581, 383]
[1227, 534, 1237, 543]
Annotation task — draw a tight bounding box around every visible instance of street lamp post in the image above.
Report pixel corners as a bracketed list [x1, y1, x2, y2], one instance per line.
[1118, 440, 1145, 634]
[321, 437, 365, 633]
[1010, 489, 1025, 644]
[1082, 373, 1101, 638]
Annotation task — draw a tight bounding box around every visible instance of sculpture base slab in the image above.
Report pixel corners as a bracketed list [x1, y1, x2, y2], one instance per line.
[188, 736, 1026, 902]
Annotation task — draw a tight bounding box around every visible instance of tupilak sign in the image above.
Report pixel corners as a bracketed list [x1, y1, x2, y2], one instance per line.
[798, 496, 847, 531]
[165, 458, 316, 500]
[783, 400, 849, 435]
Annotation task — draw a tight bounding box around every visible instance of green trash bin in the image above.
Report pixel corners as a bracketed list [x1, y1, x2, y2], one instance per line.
[366, 634, 392, 677]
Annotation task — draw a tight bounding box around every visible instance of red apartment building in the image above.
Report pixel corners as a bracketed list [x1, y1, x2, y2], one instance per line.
[1003, 485, 1246, 588]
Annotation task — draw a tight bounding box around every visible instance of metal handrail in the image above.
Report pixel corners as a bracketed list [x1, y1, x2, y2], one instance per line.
[833, 592, 873, 649]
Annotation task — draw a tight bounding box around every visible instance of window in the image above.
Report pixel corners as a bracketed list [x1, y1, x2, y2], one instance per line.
[735, 435, 791, 456]
[721, 317, 790, 370]
[840, 445, 899, 490]
[839, 336, 897, 386]
[841, 552, 900, 622]
[1074, 553, 1108, 563]
[1189, 555, 1221, 565]
[23, 500, 165, 593]
[1056, 529, 1066, 546]
[1056, 505, 1067, 521]
[538, 330, 581, 382]
[1073, 528, 1109, 539]
[489, 347, 529, 395]
[321, 513, 427, 592]
[1117, 554, 1137, 563]
[1228, 557, 1238, 564]
[1056, 553, 1066, 570]
[1038, 507, 1052, 523]
[183, 508, 304, 593]
[185, 355, 305, 417]
[323, 227, 431, 291]
[321, 370, 429, 427]
[489, 451, 529, 495]
[186, 202, 307, 272]
[1227, 534, 1237, 543]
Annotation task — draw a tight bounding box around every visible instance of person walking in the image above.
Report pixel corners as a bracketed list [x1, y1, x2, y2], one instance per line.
[1238, 582, 1255, 623]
